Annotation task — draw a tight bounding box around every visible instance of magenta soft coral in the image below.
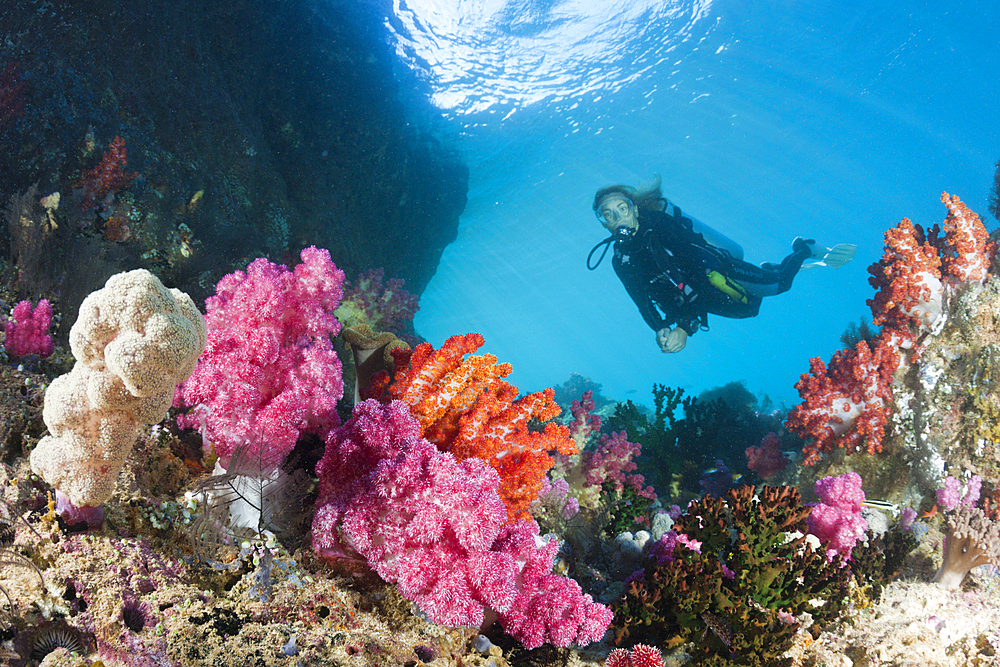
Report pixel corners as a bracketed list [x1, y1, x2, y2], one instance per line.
[311, 399, 612, 649]
[807, 472, 868, 560]
[4, 298, 54, 358]
[174, 246, 345, 466]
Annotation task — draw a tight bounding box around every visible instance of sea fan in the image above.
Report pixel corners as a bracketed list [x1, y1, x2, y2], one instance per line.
[0, 500, 45, 625]
[185, 444, 312, 601]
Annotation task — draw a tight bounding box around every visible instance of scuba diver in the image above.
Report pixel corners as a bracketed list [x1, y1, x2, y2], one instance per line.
[588, 176, 856, 353]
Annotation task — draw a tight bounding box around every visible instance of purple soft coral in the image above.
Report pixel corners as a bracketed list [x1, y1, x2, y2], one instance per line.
[311, 399, 612, 649]
[174, 247, 345, 467]
[337, 267, 419, 333]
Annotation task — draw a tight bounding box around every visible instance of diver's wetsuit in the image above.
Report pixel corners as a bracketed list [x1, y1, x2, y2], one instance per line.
[611, 208, 811, 336]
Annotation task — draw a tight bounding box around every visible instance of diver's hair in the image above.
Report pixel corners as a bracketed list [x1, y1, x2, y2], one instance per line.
[592, 173, 667, 214]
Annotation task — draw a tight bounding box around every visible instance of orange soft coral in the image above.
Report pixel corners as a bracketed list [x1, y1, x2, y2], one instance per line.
[387, 333, 577, 519]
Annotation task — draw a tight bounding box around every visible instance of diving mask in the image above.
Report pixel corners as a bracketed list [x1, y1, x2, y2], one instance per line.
[595, 196, 636, 229]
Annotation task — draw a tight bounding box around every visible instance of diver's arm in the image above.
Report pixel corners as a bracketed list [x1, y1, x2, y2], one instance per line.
[613, 258, 669, 332]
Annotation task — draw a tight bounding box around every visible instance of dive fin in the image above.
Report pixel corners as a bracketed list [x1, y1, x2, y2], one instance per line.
[800, 243, 857, 271]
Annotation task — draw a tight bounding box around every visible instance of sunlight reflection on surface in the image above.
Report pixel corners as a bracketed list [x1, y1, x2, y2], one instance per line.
[387, 0, 714, 114]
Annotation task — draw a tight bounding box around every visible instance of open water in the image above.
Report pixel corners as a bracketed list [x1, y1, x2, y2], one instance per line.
[377, 0, 998, 408]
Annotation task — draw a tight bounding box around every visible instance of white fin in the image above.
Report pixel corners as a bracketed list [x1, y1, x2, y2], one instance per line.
[800, 243, 857, 271]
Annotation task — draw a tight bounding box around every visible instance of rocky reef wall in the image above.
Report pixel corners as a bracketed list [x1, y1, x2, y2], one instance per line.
[0, 0, 466, 317]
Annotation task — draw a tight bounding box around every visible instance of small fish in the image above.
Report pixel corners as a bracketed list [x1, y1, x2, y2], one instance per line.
[702, 612, 733, 649]
[863, 499, 900, 516]
[703, 468, 743, 484]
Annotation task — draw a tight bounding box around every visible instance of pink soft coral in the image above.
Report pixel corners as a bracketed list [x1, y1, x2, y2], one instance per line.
[4, 299, 54, 358]
[807, 472, 868, 560]
[174, 247, 344, 467]
[311, 399, 612, 649]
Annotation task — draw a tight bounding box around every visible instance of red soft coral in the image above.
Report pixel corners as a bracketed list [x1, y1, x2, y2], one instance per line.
[76, 136, 137, 211]
[788, 337, 899, 464]
[789, 193, 995, 464]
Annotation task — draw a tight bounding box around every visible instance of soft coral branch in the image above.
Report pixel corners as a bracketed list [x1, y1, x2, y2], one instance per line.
[385, 334, 577, 520]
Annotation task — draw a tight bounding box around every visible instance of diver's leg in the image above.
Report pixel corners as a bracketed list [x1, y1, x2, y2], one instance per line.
[726, 260, 783, 297]
[774, 237, 816, 291]
[730, 238, 815, 296]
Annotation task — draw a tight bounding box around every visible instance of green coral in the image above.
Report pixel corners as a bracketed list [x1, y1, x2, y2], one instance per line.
[600, 481, 656, 537]
[849, 524, 919, 606]
[606, 384, 799, 502]
[604, 385, 692, 497]
[612, 485, 850, 666]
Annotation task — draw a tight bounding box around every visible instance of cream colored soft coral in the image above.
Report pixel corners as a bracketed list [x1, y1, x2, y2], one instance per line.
[30, 269, 206, 508]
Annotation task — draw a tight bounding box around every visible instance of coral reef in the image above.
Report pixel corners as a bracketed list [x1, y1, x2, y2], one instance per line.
[606, 644, 664, 667]
[335, 267, 419, 334]
[384, 333, 579, 520]
[0, 61, 25, 130]
[3, 298, 54, 359]
[806, 472, 868, 560]
[311, 399, 612, 650]
[606, 383, 794, 503]
[745, 432, 789, 481]
[341, 323, 409, 406]
[0, 0, 467, 310]
[788, 194, 997, 490]
[74, 136, 136, 212]
[551, 391, 655, 518]
[931, 475, 1000, 589]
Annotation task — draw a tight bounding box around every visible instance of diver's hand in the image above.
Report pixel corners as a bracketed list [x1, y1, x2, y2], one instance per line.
[657, 327, 687, 353]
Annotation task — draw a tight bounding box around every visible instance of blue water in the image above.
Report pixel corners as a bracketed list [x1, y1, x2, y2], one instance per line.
[385, 0, 999, 408]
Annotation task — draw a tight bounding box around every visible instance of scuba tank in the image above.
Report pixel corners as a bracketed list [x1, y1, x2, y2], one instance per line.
[665, 201, 744, 260]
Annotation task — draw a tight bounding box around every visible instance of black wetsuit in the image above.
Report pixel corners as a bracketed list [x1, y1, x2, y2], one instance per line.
[611, 208, 810, 336]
